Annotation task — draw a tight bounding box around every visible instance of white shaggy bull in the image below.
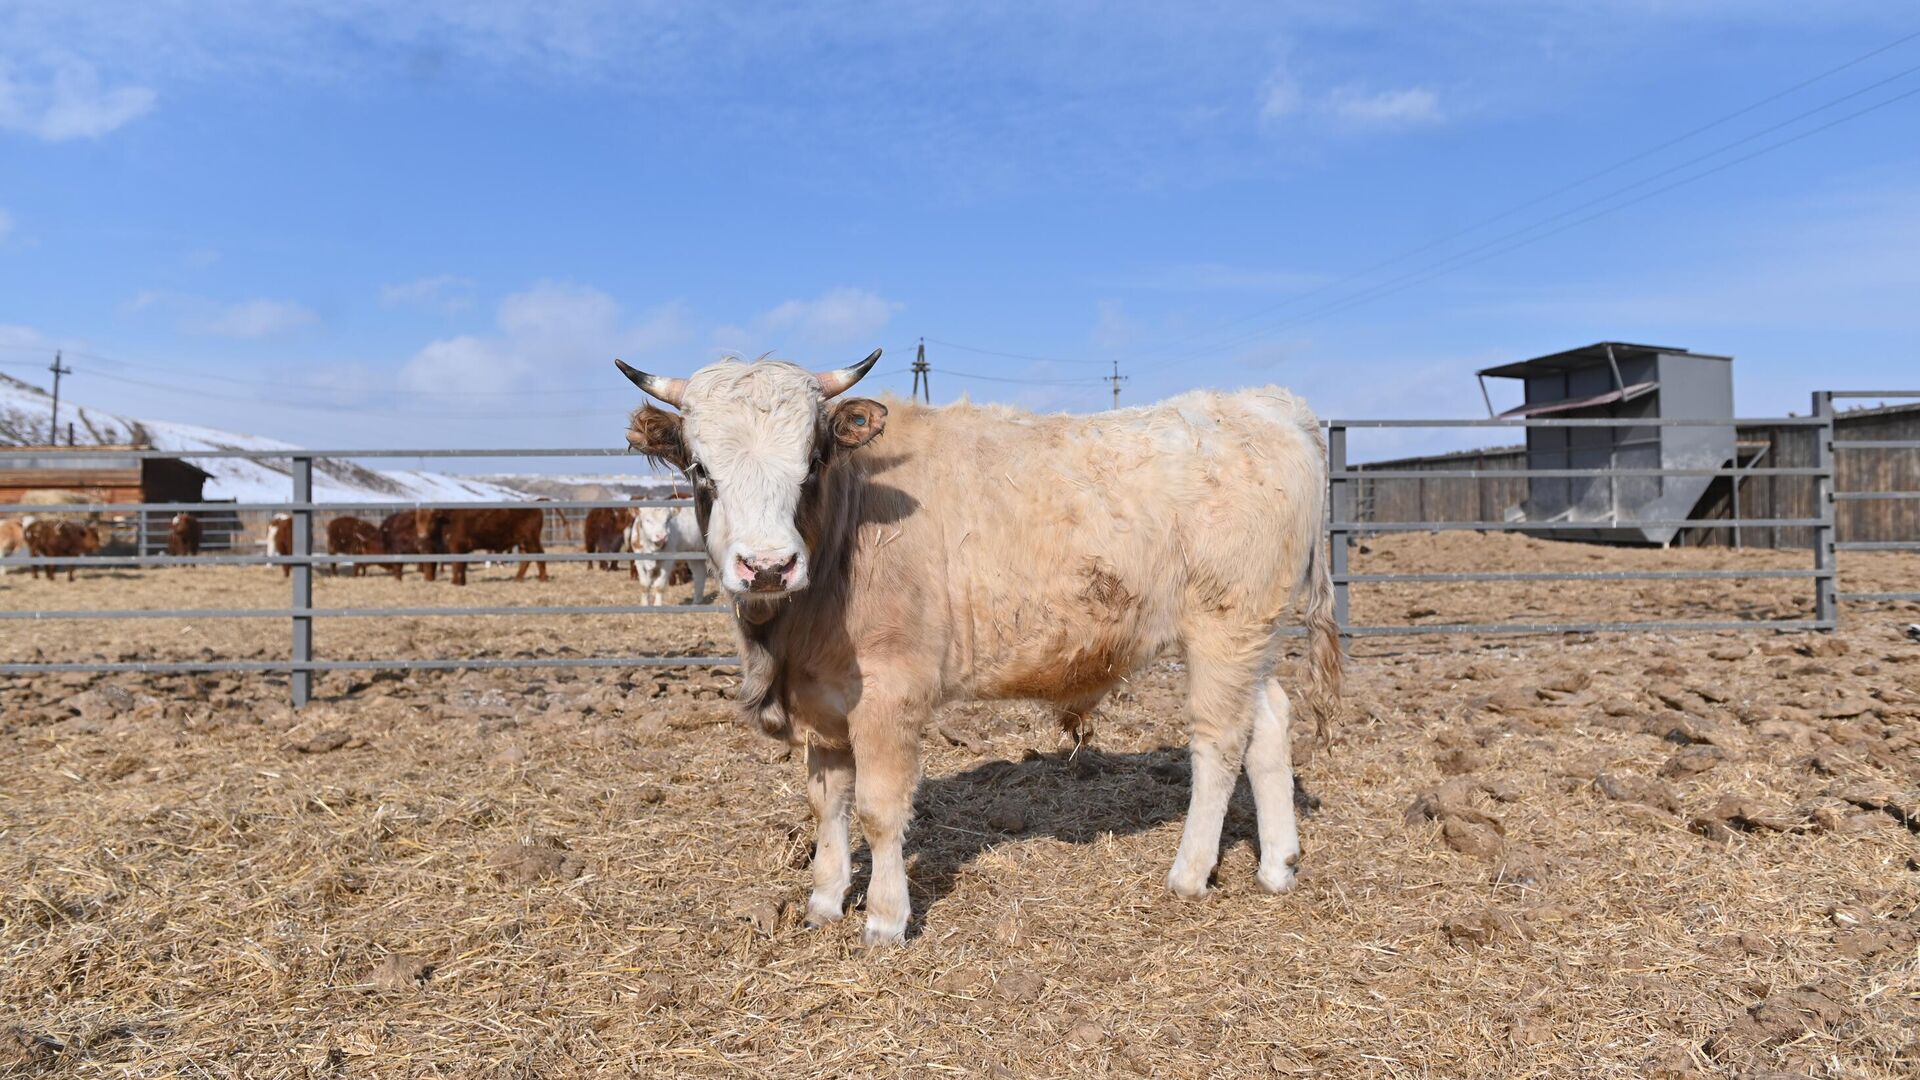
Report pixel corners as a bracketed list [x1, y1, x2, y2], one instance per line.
[616, 350, 1339, 945]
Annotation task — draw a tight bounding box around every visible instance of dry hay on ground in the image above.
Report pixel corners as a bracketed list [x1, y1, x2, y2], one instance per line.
[1, 533, 1917, 1077]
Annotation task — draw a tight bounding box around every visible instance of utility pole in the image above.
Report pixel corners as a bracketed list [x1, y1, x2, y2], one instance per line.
[48, 350, 72, 444]
[1107, 359, 1128, 410]
[910, 337, 932, 404]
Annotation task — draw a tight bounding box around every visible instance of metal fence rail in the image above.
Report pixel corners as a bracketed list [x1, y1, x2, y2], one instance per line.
[0, 446, 728, 704]
[1826, 389, 1920, 602]
[1328, 392, 1918, 639]
[4, 391, 1916, 705]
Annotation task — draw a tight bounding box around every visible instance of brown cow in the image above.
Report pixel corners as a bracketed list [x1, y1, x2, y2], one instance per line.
[326, 515, 395, 578]
[24, 518, 101, 582]
[616, 352, 1339, 945]
[380, 510, 436, 581]
[167, 513, 203, 562]
[584, 506, 635, 570]
[415, 507, 547, 586]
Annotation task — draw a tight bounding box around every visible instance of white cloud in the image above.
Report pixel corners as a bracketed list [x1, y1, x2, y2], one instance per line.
[497, 281, 623, 344]
[0, 323, 54, 351]
[1092, 299, 1139, 349]
[381, 273, 475, 313]
[193, 299, 319, 339]
[1259, 76, 1303, 123]
[1228, 339, 1311, 371]
[403, 333, 514, 394]
[1324, 86, 1443, 128]
[400, 281, 691, 394]
[748, 287, 901, 350]
[0, 58, 155, 141]
[1258, 67, 1445, 134]
[124, 290, 320, 339]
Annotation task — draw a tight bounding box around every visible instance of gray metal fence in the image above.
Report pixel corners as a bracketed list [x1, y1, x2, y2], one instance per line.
[1327, 390, 1920, 638]
[4, 390, 1916, 706]
[1826, 390, 1920, 603]
[0, 447, 726, 706]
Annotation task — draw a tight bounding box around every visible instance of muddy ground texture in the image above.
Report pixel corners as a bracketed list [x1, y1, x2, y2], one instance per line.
[2, 533, 1917, 1078]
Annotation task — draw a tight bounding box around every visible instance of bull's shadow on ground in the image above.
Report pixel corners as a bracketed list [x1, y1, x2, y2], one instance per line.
[855, 747, 1310, 938]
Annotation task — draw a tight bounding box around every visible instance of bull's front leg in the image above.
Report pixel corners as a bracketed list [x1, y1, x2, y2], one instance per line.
[804, 743, 855, 927]
[849, 690, 927, 946]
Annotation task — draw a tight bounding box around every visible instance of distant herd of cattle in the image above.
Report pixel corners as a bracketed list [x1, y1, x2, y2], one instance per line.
[1, 502, 704, 591]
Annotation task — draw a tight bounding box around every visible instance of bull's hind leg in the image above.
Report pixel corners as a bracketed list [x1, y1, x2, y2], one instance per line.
[1167, 634, 1262, 898]
[1247, 677, 1301, 893]
[804, 743, 856, 927]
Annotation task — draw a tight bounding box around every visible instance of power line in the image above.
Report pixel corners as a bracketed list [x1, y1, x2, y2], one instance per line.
[1127, 26, 1920, 367]
[76, 368, 628, 420]
[1136, 55, 1920, 370]
[51, 354, 935, 422]
[0, 343, 655, 399]
[4, 342, 934, 419]
[938, 369, 1106, 387]
[920, 337, 1110, 366]
[1190, 79, 1920, 353]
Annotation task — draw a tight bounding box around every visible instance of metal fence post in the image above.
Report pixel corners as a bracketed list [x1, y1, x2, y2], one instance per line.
[1327, 423, 1351, 642]
[291, 455, 314, 706]
[1811, 392, 1836, 629]
[692, 559, 708, 605]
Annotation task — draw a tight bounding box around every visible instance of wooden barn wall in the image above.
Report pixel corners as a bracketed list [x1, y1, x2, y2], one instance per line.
[1683, 407, 1920, 549]
[1352, 405, 1920, 549]
[1353, 447, 1529, 526]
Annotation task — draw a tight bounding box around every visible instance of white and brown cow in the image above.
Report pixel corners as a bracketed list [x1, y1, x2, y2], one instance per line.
[627, 505, 703, 603]
[616, 350, 1340, 945]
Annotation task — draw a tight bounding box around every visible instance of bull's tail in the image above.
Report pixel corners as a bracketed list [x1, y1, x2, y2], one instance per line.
[1297, 415, 1343, 738]
[1300, 519, 1343, 737]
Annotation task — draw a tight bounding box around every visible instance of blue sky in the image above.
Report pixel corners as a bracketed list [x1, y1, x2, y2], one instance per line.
[1, 1, 1917, 459]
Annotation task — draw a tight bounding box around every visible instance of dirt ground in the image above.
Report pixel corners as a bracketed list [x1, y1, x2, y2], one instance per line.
[2, 534, 1917, 1078]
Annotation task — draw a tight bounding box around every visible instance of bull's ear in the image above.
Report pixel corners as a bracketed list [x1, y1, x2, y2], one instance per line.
[830, 398, 887, 449]
[627, 404, 689, 468]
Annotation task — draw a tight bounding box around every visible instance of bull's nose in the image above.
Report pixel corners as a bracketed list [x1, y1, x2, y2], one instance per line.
[737, 552, 800, 592]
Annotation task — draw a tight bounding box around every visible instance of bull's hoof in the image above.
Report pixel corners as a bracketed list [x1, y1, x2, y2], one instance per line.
[859, 918, 906, 947]
[1165, 866, 1212, 899]
[1256, 863, 1299, 894]
[803, 899, 844, 929]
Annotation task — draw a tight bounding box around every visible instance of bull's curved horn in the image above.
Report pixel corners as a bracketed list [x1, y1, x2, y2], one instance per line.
[614, 359, 687, 408]
[815, 348, 882, 399]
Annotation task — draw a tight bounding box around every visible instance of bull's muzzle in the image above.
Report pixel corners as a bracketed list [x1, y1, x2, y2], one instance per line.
[737, 552, 802, 594]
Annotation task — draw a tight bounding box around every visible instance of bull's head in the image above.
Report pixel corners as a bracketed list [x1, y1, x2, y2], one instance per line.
[615, 350, 887, 597]
[413, 508, 449, 549]
[632, 507, 674, 551]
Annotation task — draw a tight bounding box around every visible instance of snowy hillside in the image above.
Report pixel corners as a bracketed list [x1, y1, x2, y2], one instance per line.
[1, 373, 524, 503]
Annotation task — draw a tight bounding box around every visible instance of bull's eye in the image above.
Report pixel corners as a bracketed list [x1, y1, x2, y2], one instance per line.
[685, 462, 714, 494]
